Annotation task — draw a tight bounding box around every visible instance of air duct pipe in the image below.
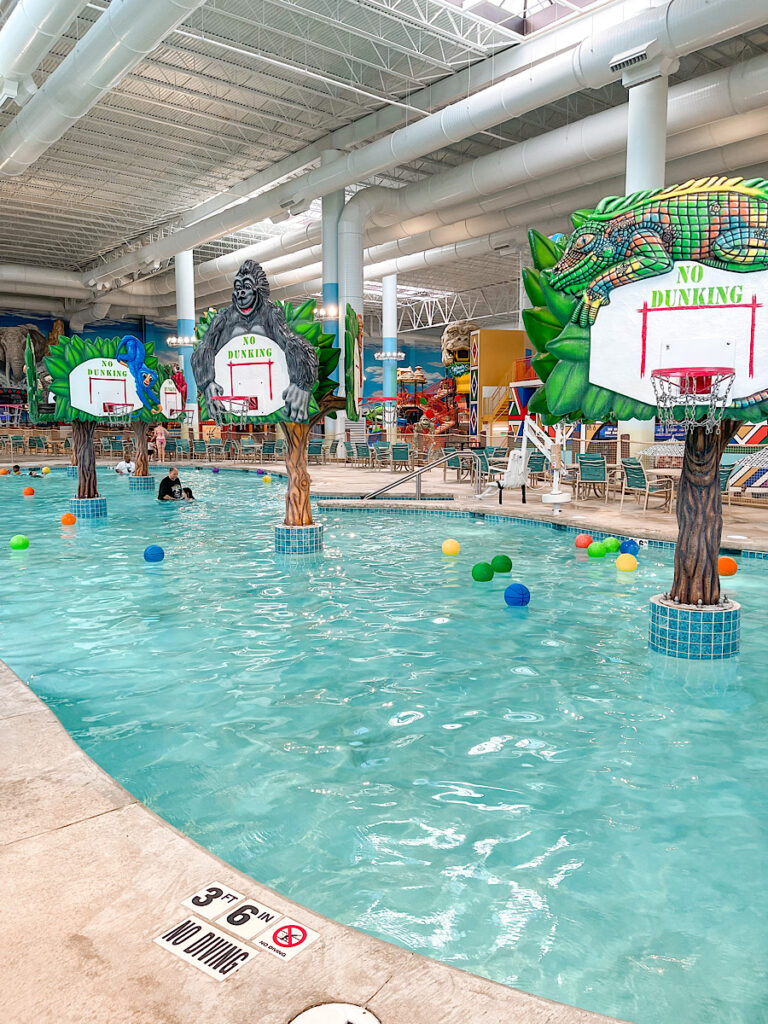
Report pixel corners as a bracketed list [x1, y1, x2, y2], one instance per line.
[0, 0, 89, 107]
[0, 0, 209, 176]
[87, 0, 768, 284]
[118, 48, 768, 304]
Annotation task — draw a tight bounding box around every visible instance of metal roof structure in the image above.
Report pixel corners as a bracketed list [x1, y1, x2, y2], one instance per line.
[0, 0, 766, 326]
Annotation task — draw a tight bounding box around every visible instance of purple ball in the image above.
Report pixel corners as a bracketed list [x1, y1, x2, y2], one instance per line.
[256, 469, 264, 476]
[212, 466, 220, 473]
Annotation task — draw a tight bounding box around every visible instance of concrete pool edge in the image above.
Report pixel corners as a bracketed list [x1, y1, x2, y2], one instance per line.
[0, 659, 630, 1024]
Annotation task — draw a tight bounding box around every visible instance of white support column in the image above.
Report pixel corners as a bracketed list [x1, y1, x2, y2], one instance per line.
[381, 273, 398, 442]
[321, 150, 344, 441]
[619, 61, 677, 451]
[175, 249, 198, 435]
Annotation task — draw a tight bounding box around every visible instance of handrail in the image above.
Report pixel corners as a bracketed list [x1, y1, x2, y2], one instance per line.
[363, 449, 484, 500]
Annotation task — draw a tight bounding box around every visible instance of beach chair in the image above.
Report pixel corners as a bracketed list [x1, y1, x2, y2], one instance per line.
[355, 442, 372, 466]
[307, 439, 324, 464]
[575, 453, 610, 503]
[192, 440, 208, 460]
[620, 457, 673, 512]
[261, 441, 276, 462]
[176, 439, 192, 461]
[391, 443, 411, 471]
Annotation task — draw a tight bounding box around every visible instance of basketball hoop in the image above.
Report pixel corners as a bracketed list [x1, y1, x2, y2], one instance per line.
[103, 402, 133, 427]
[650, 367, 735, 434]
[209, 395, 255, 426]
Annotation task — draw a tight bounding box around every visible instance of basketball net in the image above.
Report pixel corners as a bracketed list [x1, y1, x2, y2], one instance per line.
[103, 402, 133, 427]
[210, 397, 251, 426]
[650, 367, 735, 434]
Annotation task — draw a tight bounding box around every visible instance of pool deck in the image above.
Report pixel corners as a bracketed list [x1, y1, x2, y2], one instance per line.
[1, 660, 628, 1024]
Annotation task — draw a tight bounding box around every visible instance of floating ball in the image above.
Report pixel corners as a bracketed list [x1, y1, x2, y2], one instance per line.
[23, 486, 34, 496]
[619, 539, 640, 556]
[491, 554, 512, 574]
[143, 545, 165, 563]
[504, 583, 531, 606]
[42, 466, 51, 475]
[212, 466, 220, 474]
[604, 536, 621, 553]
[0, 468, 8, 475]
[471, 561, 494, 582]
[616, 553, 638, 572]
[587, 541, 607, 558]
[60, 513, 77, 526]
[441, 538, 460, 556]
[256, 468, 265, 475]
[262, 475, 272, 483]
[718, 556, 738, 577]
[9, 535, 29, 550]
[575, 533, 593, 549]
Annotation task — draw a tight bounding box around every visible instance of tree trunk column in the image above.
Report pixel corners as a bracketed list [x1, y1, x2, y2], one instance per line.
[670, 421, 734, 606]
[133, 420, 149, 476]
[280, 422, 313, 526]
[72, 420, 98, 500]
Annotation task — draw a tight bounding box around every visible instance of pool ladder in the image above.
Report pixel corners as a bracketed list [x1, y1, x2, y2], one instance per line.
[363, 449, 483, 501]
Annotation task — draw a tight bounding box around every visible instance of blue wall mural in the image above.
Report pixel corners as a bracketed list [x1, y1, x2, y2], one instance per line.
[362, 337, 445, 399]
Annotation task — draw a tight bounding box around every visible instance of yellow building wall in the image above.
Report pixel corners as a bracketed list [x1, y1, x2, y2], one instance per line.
[475, 329, 528, 389]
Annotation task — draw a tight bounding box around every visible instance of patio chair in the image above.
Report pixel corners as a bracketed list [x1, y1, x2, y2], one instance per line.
[575, 453, 610, 503]
[307, 439, 324, 464]
[620, 457, 673, 512]
[373, 442, 391, 469]
[355, 442, 372, 466]
[239, 438, 259, 462]
[207, 438, 224, 461]
[261, 441, 276, 462]
[391, 443, 411, 471]
[192, 440, 208, 460]
[223, 439, 239, 461]
[526, 451, 547, 486]
[176, 439, 191, 461]
[275, 438, 287, 461]
[719, 464, 736, 506]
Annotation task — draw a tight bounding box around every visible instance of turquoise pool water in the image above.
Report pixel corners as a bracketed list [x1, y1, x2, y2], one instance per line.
[2, 468, 766, 1024]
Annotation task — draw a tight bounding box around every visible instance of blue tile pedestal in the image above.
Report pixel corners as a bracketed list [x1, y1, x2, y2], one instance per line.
[128, 475, 155, 492]
[66, 465, 78, 478]
[69, 497, 107, 519]
[275, 522, 323, 554]
[649, 594, 740, 659]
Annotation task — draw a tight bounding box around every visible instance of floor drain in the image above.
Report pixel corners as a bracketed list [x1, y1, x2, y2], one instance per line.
[289, 1004, 381, 1024]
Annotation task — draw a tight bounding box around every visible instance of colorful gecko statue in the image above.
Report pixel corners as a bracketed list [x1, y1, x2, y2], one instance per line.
[546, 175, 768, 329]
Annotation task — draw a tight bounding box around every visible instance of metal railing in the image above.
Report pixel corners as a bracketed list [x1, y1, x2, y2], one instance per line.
[363, 449, 484, 500]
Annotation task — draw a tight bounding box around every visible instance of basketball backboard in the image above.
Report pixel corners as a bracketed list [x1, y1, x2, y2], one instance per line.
[213, 331, 290, 418]
[69, 358, 142, 417]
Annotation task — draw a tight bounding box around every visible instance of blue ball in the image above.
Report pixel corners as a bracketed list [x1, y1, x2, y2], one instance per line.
[504, 583, 530, 607]
[144, 544, 165, 562]
[619, 539, 640, 556]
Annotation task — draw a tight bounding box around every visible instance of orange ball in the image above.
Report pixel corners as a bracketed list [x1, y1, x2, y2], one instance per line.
[61, 513, 77, 526]
[575, 533, 593, 549]
[0, 468, 8, 475]
[23, 486, 34, 496]
[718, 556, 738, 577]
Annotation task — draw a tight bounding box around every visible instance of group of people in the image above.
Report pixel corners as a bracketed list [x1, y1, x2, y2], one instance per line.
[113, 424, 169, 477]
[158, 467, 194, 502]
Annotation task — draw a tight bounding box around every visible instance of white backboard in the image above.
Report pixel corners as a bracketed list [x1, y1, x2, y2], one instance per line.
[213, 330, 290, 418]
[69, 358, 142, 416]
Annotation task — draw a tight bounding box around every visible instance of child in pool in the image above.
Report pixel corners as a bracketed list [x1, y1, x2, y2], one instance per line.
[182, 487, 195, 500]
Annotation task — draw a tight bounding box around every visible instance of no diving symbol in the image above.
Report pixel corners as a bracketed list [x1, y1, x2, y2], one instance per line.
[273, 924, 307, 948]
[289, 1004, 380, 1024]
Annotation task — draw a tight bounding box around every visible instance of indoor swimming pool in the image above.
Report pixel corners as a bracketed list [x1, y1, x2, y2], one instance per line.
[1, 468, 765, 1024]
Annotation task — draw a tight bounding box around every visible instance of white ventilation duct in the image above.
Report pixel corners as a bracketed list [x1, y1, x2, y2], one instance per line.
[338, 49, 768, 336]
[0, 0, 208, 176]
[87, 0, 768, 284]
[0, 0, 89, 107]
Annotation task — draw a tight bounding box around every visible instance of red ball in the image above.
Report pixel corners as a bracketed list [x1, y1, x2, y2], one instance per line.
[23, 486, 34, 496]
[718, 556, 738, 577]
[575, 533, 593, 549]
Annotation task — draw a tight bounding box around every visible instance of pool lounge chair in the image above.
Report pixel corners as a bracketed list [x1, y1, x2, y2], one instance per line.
[620, 457, 673, 512]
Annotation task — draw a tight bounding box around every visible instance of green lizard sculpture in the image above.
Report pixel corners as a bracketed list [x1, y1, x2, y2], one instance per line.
[546, 175, 768, 328]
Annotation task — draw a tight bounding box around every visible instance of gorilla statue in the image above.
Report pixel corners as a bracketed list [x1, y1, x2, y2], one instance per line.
[191, 260, 318, 422]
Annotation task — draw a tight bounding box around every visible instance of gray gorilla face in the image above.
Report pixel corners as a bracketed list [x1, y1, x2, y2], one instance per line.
[233, 272, 257, 315]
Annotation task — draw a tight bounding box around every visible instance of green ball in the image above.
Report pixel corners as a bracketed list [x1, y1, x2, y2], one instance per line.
[9, 535, 29, 550]
[604, 536, 621, 553]
[587, 541, 607, 558]
[471, 561, 494, 582]
[490, 554, 512, 574]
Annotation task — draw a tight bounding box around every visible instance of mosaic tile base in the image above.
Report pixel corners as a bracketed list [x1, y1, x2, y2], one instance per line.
[66, 466, 78, 478]
[128, 475, 155, 491]
[649, 594, 740, 659]
[275, 522, 323, 554]
[69, 497, 107, 519]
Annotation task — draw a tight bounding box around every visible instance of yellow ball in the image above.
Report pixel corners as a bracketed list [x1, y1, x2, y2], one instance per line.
[616, 553, 638, 572]
[441, 538, 460, 556]
[41, 466, 51, 475]
[262, 474, 272, 483]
